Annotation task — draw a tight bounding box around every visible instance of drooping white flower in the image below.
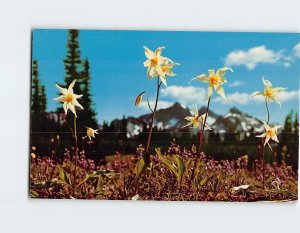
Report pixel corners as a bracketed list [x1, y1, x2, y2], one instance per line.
[182, 105, 212, 129]
[256, 122, 281, 146]
[86, 127, 99, 141]
[232, 184, 250, 191]
[54, 79, 83, 117]
[143, 46, 178, 86]
[252, 77, 286, 107]
[152, 61, 180, 87]
[189, 67, 233, 99]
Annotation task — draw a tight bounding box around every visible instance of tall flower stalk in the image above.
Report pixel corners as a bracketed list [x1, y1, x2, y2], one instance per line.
[54, 79, 83, 194]
[73, 116, 78, 192]
[252, 77, 285, 189]
[135, 46, 179, 162]
[187, 67, 233, 184]
[145, 78, 162, 155]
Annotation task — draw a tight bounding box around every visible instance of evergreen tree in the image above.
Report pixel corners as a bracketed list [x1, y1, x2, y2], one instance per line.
[294, 112, 299, 132]
[63, 29, 82, 94]
[31, 60, 41, 116]
[283, 110, 293, 133]
[31, 60, 47, 132]
[59, 29, 84, 132]
[60, 30, 98, 133]
[80, 59, 98, 128]
[40, 85, 47, 114]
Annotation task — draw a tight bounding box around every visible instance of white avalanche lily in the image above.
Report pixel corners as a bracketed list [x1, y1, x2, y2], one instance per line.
[256, 122, 281, 146]
[252, 77, 286, 107]
[86, 127, 99, 141]
[143, 46, 178, 86]
[152, 61, 180, 87]
[232, 185, 250, 191]
[182, 105, 212, 129]
[54, 79, 83, 117]
[189, 67, 233, 100]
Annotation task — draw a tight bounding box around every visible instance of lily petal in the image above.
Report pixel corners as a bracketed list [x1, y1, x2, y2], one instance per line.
[262, 77, 272, 89]
[256, 133, 266, 138]
[69, 104, 77, 117]
[159, 75, 167, 87]
[216, 85, 227, 100]
[217, 67, 233, 77]
[204, 124, 212, 130]
[155, 46, 164, 58]
[143, 46, 155, 59]
[264, 137, 271, 146]
[155, 65, 165, 78]
[272, 125, 282, 132]
[272, 87, 287, 93]
[143, 60, 151, 67]
[68, 79, 77, 93]
[208, 69, 215, 77]
[192, 122, 200, 128]
[194, 105, 198, 117]
[271, 134, 279, 143]
[207, 85, 213, 98]
[53, 95, 66, 102]
[188, 74, 210, 84]
[55, 84, 68, 95]
[63, 102, 68, 114]
[181, 122, 193, 128]
[251, 91, 263, 97]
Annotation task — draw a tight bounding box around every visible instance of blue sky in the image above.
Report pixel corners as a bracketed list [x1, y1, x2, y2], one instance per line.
[32, 30, 300, 124]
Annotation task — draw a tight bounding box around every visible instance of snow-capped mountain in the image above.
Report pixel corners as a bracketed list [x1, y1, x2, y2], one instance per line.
[212, 107, 264, 133]
[109, 103, 264, 139]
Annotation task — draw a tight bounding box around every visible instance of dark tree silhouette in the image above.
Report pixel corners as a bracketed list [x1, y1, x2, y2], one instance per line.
[283, 110, 293, 133]
[80, 58, 98, 129]
[31, 60, 47, 132]
[63, 29, 82, 93]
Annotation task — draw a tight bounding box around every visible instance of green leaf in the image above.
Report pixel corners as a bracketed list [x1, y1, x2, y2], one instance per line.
[97, 170, 120, 178]
[133, 157, 146, 178]
[30, 189, 39, 198]
[174, 155, 185, 183]
[57, 166, 72, 187]
[199, 178, 207, 186]
[95, 175, 103, 194]
[76, 174, 89, 188]
[155, 148, 178, 180]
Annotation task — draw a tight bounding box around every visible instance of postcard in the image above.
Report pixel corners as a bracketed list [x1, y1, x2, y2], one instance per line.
[30, 29, 299, 201]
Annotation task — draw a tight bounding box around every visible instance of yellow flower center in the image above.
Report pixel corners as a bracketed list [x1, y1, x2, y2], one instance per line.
[193, 116, 199, 123]
[266, 129, 275, 138]
[87, 128, 93, 136]
[162, 65, 168, 73]
[264, 89, 273, 97]
[150, 57, 158, 66]
[65, 93, 73, 103]
[209, 75, 220, 85]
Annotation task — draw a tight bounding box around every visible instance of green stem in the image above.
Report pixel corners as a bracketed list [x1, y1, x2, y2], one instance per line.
[73, 115, 78, 196]
[145, 78, 162, 153]
[265, 98, 270, 124]
[190, 97, 211, 188]
[262, 98, 269, 190]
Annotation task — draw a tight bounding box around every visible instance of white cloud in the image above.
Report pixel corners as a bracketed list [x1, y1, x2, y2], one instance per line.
[294, 43, 300, 58]
[229, 81, 244, 87]
[160, 85, 207, 106]
[225, 45, 283, 70]
[277, 89, 300, 102]
[214, 89, 299, 105]
[138, 100, 173, 111]
[213, 92, 251, 105]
